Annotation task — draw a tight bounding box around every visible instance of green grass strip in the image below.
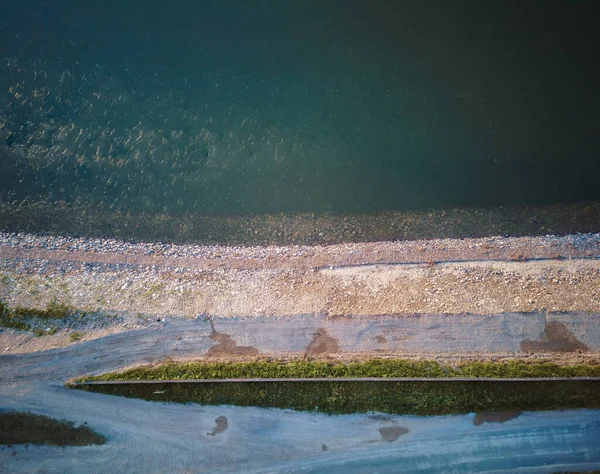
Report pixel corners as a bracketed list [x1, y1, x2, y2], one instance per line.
[74, 359, 600, 383]
[0, 411, 107, 446]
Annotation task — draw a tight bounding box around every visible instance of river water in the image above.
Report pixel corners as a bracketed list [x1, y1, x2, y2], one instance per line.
[70, 380, 600, 471]
[1, 1, 599, 219]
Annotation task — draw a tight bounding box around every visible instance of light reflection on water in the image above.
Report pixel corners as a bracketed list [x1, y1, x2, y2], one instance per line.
[71, 381, 600, 471]
[6, 383, 600, 472]
[238, 408, 600, 473]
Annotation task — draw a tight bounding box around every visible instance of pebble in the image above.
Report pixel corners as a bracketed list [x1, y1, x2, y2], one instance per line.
[1, 231, 599, 334]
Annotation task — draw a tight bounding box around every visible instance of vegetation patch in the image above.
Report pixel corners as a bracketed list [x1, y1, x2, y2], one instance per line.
[69, 331, 84, 342]
[74, 379, 600, 416]
[0, 299, 117, 336]
[75, 359, 600, 415]
[0, 299, 75, 333]
[0, 411, 106, 446]
[74, 359, 600, 383]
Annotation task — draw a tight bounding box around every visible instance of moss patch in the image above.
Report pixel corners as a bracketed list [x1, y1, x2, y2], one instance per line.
[74, 359, 600, 383]
[0, 411, 106, 446]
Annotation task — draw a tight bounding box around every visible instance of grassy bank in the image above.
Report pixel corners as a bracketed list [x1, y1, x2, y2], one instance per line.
[0, 299, 116, 337]
[0, 299, 75, 335]
[0, 411, 107, 446]
[73, 359, 600, 383]
[74, 379, 600, 416]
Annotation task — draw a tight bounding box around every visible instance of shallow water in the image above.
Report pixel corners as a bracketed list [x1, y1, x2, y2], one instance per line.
[6, 383, 600, 473]
[73, 379, 600, 471]
[15, 390, 600, 473]
[1, 1, 599, 220]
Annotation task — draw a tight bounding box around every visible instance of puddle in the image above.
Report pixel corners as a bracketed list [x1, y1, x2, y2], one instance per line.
[522, 321, 589, 352]
[306, 328, 340, 354]
[207, 319, 259, 357]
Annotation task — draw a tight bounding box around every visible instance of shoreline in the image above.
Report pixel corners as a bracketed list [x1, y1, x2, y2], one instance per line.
[1, 230, 599, 361]
[1, 200, 600, 246]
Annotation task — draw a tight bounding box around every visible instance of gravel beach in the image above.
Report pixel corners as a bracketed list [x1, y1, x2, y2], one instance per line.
[1, 231, 599, 357]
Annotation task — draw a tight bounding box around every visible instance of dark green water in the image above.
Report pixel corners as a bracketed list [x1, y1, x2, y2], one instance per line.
[1, 1, 599, 216]
[76, 380, 600, 416]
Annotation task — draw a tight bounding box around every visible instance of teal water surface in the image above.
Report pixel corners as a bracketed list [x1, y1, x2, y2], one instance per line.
[1, 1, 599, 217]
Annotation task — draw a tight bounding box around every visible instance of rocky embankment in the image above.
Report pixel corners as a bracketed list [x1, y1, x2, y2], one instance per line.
[0, 231, 599, 358]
